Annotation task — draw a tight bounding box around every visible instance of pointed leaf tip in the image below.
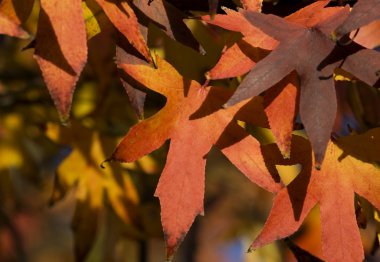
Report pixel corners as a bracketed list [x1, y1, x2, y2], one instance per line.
[58, 110, 72, 126]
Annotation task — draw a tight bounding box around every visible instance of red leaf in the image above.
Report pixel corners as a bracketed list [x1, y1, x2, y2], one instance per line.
[34, 0, 88, 121]
[203, 2, 348, 159]
[112, 57, 282, 258]
[225, 5, 380, 165]
[254, 132, 380, 262]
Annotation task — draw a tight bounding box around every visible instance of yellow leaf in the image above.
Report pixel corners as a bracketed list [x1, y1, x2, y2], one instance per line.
[82, 1, 101, 40]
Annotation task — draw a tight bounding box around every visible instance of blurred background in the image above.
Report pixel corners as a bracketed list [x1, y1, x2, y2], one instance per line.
[0, 0, 380, 261]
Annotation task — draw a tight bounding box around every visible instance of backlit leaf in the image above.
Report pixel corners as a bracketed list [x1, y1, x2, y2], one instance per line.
[112, 57, 282, 258]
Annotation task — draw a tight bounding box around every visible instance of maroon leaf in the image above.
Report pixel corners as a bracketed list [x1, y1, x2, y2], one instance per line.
[225, 6, 380, 165]
[335, 0, 380, 38]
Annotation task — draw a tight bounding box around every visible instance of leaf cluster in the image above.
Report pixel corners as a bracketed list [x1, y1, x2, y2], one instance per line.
[1, 0, 380, 261]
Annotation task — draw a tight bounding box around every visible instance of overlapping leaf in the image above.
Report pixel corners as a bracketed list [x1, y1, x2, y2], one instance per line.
[203, 1, 345, 157]
[94, 0, 151, 61]
[34, 0, 88, 121]
[334, 0, 380, 38]
[131, 0, 198, 48]
[0, 0, 34, 38]
[224, 4, 380, 165]
[111, 57, 282, 258]
[203, 0, 338, 80]
[255, 131, 380, 262]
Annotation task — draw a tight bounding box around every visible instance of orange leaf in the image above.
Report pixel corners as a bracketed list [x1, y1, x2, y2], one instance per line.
[34, 0, 88, 121]
[112, 57, 282, 258]
[254, 131, 380, 262]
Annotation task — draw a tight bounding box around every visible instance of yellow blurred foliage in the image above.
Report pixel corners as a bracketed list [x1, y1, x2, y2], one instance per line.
[46, 121, 139, 224]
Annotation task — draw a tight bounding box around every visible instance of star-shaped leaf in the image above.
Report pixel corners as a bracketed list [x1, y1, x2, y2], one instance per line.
[224, 5, 380, 165]
[254, 131, 380, 262]
[203, 0, 341, 80]
[111, 57, 282, 259]
[203, 1, 345, 157]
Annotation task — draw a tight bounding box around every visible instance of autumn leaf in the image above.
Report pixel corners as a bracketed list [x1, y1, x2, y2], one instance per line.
[334, 0, 380, 39]
[253, 131, 380, 262]
[224, 5, 380, 165]
[34, 0, 87, 121]
[47, 122, 139, 261]
[0, 0, 34, 38]
[112, 57, 282, 258]
[203, 1, 343, 157]
[203, 0, 339, 80]
[94, 0, 151, 61]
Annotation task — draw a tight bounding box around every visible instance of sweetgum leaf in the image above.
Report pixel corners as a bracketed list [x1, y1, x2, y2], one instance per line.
[225, 6, 380, 165]
[0, 0, 34, 38]
[254, 131, 380, 262]
[334, 0, 380, 38]
[203, 1, 343, 157]
[204, 1, 343, 80]
[34, 0, 88, 121]
[112, 57, 282, 259]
